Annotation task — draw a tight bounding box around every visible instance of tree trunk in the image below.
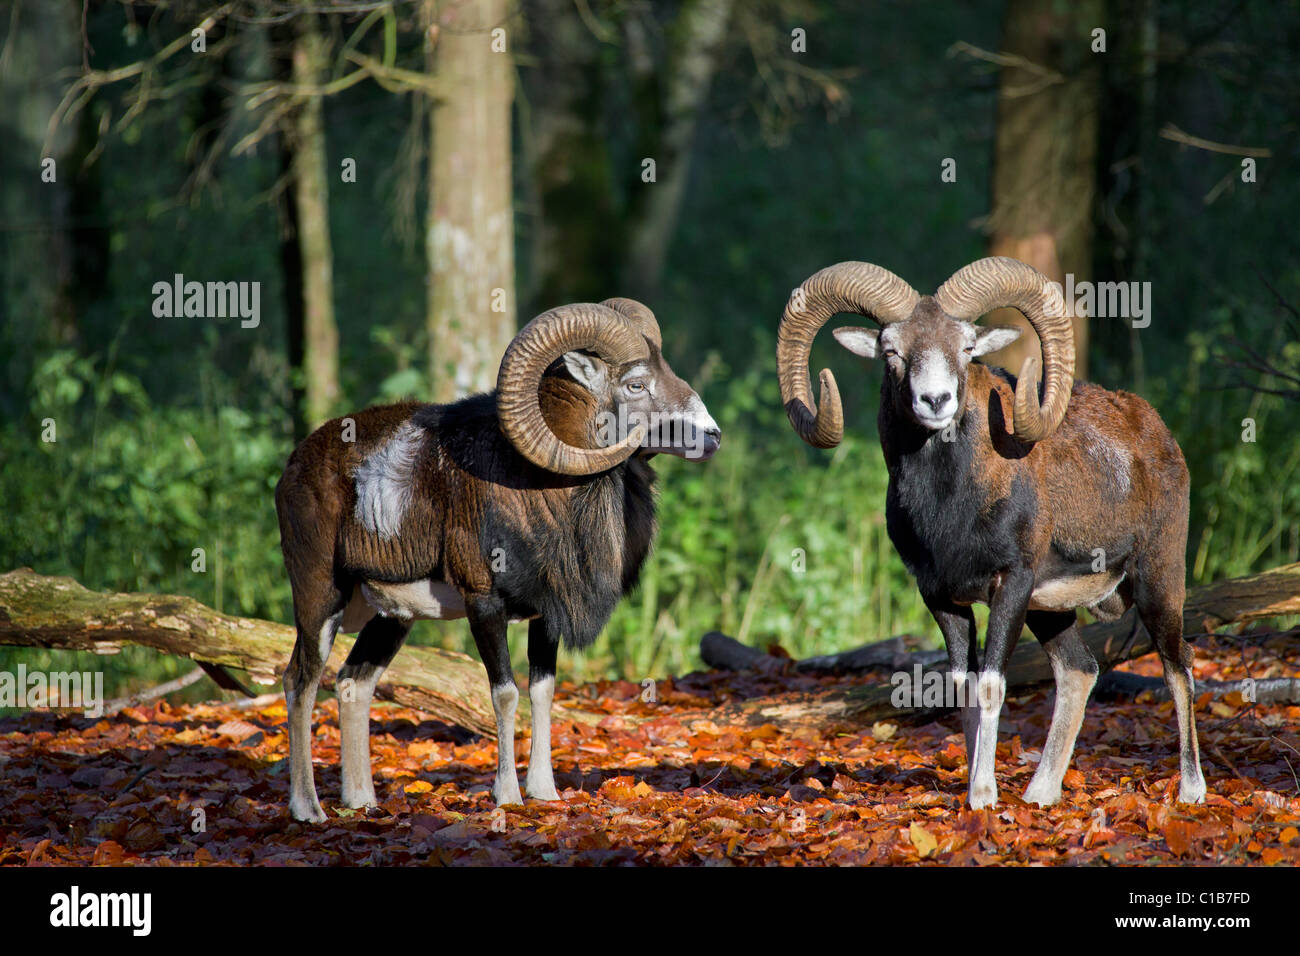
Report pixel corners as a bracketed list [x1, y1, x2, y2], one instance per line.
[426, 0, 516, 402]
[696, 562, 1300, 731]
[621, 0, 734, 303]
[984, 0, 1101, 381]
[289, 15, 339, 430]
[0, 0, 89, 352]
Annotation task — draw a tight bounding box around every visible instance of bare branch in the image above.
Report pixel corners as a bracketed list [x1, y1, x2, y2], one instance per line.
[1159, 122, 1272, 158]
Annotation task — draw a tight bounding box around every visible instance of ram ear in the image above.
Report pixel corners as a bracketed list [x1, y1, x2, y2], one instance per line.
[832, 326, 882, 359]
[972, 326, 1022, 357]
[562, 350, 609, 392]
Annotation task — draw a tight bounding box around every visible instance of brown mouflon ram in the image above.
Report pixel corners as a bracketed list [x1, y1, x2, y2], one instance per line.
[276, 299, 720, 822]
[777, 257, 1205, 809]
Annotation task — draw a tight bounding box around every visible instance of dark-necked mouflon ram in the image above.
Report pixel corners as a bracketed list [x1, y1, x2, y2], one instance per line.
[777, 257, 1205, 809]
[275, 299, 720, 822]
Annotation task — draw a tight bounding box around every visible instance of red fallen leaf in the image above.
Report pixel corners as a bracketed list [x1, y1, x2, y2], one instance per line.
[1164, 819, 1199, 858]
[92, 841, 125, 866]
[599, 775, 639, 801]
[1062, 769, 1085, 789]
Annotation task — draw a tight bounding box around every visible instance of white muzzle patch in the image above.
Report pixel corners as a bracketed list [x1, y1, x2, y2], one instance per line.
[909, 349, 959, 430]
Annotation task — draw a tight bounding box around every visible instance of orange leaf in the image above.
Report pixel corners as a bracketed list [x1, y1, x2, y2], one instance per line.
[1164, 819, 1198, 858]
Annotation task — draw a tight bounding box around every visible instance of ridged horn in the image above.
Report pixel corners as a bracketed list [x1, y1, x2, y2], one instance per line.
[934, 256, 1074, 443]
[777, 262, 920, 447]
[601, 297, 662, 350]
[497, 303, 649, 475]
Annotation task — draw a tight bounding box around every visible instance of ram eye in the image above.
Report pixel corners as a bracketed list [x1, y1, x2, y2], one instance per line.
[963, 346, 975, 355]
[625, 381, 646, 393]
[883, 349, 899, 359]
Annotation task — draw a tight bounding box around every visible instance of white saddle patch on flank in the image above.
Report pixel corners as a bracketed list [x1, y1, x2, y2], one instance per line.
[354, 421, 423, 539]
[1029, 570, 1125, 612]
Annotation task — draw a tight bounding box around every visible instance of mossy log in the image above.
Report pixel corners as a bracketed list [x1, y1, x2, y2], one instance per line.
[0, 568, 500, 736]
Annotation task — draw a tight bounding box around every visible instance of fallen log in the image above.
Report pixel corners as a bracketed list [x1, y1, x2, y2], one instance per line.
[1093, 672, 1300, 706]
[696, 562, 1300, 730]
[701, 631, 944, 675]
[0, 568, 501, 736]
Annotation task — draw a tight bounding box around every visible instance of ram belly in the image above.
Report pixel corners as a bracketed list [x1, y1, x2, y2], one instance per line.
[1027, 570, 1126, 613]
[338, 579, 540, 633]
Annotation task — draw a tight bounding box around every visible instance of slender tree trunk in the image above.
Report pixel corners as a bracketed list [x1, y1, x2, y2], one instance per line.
[1127, 0, 1158, 393]
[622, 0, 733, 303]
[985, 0, 1101, 381]
[290, 15, 339, 429]
[426, 0, 516, 402]
[275, 15, 338, 438]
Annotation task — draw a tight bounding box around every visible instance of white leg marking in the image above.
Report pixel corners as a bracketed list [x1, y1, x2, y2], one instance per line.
[524, 676, 559, 800]
[490, 683, 523, 806]
[286, 671, 327, 823]
[318, 610, 343, 666]
[969, 671, 1005, 809]
[339, 670, 381, 809]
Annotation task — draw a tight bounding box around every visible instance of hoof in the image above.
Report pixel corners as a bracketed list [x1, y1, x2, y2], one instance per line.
[1178, 775, 1207, 805]
[1022, 779, 1061, 807]
[289, 796, 328, 823]
[493, 782, 524, 807]
[341, 786, 378, 810]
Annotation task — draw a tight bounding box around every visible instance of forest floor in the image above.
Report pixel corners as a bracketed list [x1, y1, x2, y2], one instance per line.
[2, 636, 1298, 866]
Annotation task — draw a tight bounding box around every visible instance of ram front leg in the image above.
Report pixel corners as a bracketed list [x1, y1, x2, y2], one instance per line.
[925, 597, 980, 766]
[524, 618, 561, 801]
[467, 595, 523, 806]
[969, 569, 1033, 809]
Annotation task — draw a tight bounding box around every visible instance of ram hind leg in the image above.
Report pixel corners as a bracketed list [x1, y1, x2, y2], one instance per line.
[467, 595, 523, 806]
[338, 615, 412, 809]
[1134, 571, 1206, 804]
[284, 585, 347, 823]
[1023, 610, 1098, 806]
